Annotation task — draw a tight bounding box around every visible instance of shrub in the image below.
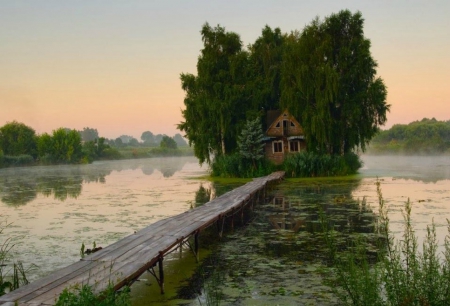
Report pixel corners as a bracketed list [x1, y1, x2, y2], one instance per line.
[0, 154, 34, 167]
[211, 153, 275, 178]
[282, 152, 361, 177]
[55, 283, 130, 306]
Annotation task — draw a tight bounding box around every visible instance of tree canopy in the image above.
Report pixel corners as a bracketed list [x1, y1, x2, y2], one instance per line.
[0, 121, 37, 158]
[178, 23, 250, 164]
[179, 10, 389, 163]
[369, 118, 450, 154]
[160, 136, 177, 150]
[281, 10, 389, 154]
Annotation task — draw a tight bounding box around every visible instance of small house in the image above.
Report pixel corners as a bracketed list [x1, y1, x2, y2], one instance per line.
[263, 110, 306, 164]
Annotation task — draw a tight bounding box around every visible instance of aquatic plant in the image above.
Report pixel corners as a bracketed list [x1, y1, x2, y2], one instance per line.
[0, 217, 32, 296]
[327, 181, 450, 305]
[55, 283, 130, 306]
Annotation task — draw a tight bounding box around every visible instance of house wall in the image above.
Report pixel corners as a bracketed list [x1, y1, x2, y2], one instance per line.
[264, 142, 285, 165]
[264, 139, 307, 165]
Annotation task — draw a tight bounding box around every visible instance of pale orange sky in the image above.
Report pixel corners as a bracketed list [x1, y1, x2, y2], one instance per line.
[1, 1, 449, 140]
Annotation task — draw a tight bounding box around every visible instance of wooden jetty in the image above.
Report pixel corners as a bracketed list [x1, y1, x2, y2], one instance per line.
[0, 171, 284, 306]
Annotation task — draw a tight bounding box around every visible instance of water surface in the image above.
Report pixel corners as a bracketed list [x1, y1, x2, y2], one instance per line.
[2, 155, 450, 305]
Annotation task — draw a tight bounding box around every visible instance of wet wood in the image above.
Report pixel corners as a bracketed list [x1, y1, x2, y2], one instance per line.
[0, 171, 284, 306]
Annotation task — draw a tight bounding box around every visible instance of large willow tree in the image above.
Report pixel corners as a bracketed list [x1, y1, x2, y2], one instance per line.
[178, 23, 249, 164]
[247, 26, 285, 122]
[281, 10, 389, 154]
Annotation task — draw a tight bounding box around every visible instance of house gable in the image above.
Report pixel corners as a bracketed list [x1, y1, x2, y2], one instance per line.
[266, 110, 304, 137]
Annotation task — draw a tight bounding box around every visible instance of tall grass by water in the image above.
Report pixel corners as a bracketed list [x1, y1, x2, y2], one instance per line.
[0, 217, 32, 296]
[326, 181, 450, 305]
[283, 151, 361, 178]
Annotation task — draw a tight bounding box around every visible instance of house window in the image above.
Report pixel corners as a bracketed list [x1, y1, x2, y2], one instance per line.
[289, 140, 300, 152]
[275, 121, 280, 128]
[273, 141, 283, 153]
[290, 121, 295, 127]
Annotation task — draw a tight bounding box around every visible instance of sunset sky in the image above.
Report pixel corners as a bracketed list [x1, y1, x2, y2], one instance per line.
[1, 1, 449, 140]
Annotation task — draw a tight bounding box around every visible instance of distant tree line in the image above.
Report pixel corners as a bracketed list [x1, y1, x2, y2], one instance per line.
[368, 118, 450, 155]
[107, 131, 187, 148]
[0, 121, 189, 167]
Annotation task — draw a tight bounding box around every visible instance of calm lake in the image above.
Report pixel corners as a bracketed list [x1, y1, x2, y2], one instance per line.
[1, 155, 450, 305]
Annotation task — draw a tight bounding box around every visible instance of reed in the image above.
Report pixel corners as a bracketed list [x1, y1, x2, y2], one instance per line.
[325, 181, 450, 305]
[0, 217, 32, 296]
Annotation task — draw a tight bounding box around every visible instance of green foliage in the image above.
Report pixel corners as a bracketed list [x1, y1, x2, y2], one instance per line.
[1, 217, 32, 296]
[0, 154, 34, 167]
[280, 10, 389, 154]
[160, 136, 177, 150]
[211, 153, 275, 178]
[237, 118, 265, 166]
[180, 11, 388, 166]
[0, 121, 37, 158]
[178, 23, 250, 164]
[369, 118, 450, 154]
[247, 26, 285, 119]
[326, 181, 450, 305]
[282, 152, 361, 177]
[82, 138, 119, 161]
[55, 283, 130, 306]
[40, 128, 83, 164]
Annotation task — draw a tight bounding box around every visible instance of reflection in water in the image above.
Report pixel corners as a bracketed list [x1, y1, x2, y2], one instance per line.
[0, 157, 189, 205]
[181, 179, 380, 305]
[1, 156, 207, 284]
[261, 179, 378, 259]
[194, 184, 212, 207]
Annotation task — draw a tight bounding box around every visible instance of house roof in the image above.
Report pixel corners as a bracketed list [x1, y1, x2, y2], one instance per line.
[266, 110, 282, 128]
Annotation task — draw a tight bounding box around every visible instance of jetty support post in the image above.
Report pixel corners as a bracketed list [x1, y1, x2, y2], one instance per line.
[194, 231, 199, 262]
[147, 254, 165, 294]
[185, 231, 200, 263]
[158, 254, 165, 294]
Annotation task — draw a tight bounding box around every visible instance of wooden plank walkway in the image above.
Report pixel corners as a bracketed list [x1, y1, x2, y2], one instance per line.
[0, 171, 284, 306]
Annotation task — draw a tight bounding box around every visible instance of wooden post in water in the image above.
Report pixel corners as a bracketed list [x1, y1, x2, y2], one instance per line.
[230, 209, 234, 231]
[158, 254, 164, 294]
[194, 231, 199, 262]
